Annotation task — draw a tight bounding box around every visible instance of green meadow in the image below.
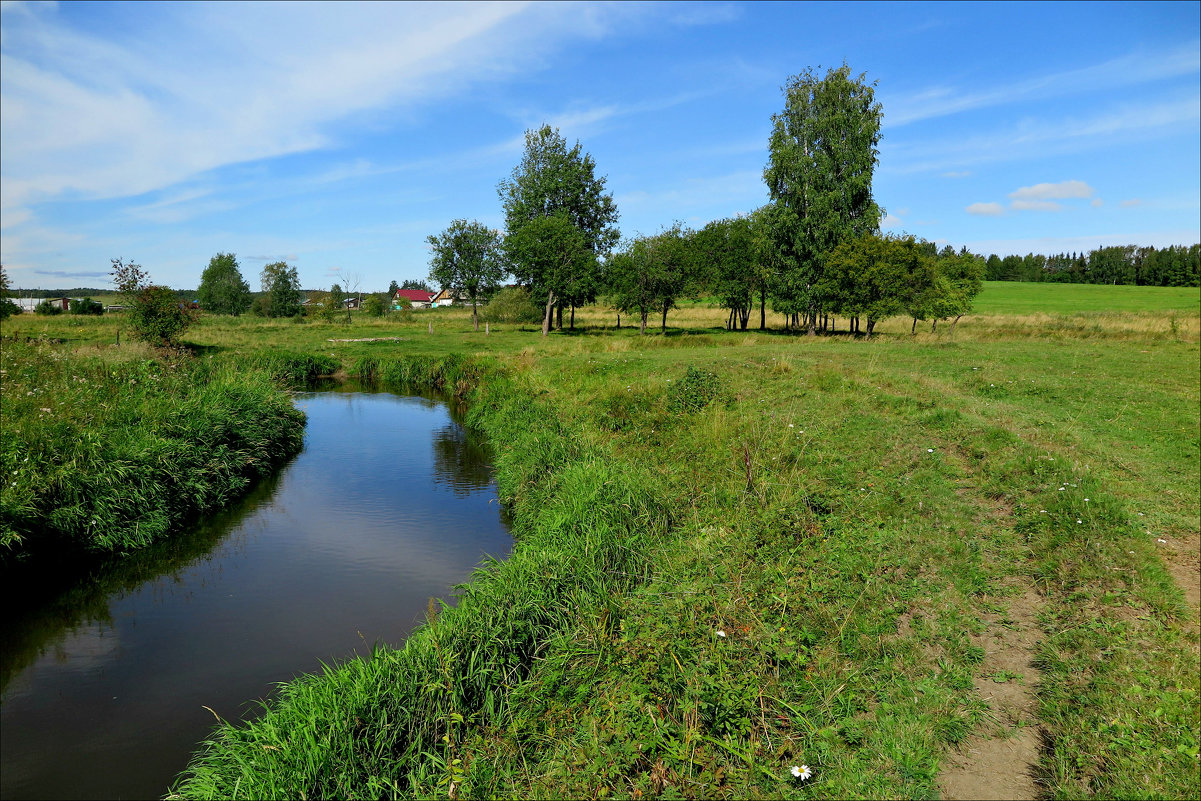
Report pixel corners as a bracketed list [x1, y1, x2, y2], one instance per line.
[1, 280, 1198, 799]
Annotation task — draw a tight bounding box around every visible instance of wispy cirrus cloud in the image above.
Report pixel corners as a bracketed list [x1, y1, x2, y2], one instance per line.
[966, 202, 1004, 216]
[884, 95, 1200, 174]
[0, 2, 659, 223]
[887, 41, 1200, 126]
[1009, 180, 1094, 201]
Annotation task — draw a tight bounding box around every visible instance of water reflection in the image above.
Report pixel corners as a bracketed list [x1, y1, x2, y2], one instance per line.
[0, 388, 511, 801]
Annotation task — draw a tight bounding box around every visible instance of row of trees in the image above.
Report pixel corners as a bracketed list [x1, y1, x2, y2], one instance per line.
[427, 65, 979, 338]
[984, 244, 1199, 287]
[197, 254, 305, 318]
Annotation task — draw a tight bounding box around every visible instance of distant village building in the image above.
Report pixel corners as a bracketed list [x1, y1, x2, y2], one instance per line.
[393, 289, 434, 309]
[431, 288, 470, 307]
[14, 297, 71, 313]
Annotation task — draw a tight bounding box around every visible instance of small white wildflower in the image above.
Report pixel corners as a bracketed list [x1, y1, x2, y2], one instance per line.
[927, 448, 934, 453]
[789, 424, 794, 428]
[1138, 512, 1144, 516]
[790, 765, 813, 781]
[716, 629, 727, 638]
[1077, 519, 1083, 524]
[1039, 510, 1047, 514]
[1084, 498, 1090, 502]
[1157, 538, 1167, 544]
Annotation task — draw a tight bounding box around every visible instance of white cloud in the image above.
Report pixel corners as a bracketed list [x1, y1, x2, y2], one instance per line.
[1121, 198, 1142, 207]
[942, 171, 972, 178]
[1009, 180, 1094, 201]
[882, 213, 904, 227]
[0, 2, 655, 222]
[1010, 199, 1061, 212]
[966, 202, 1004, 216]
[1090, 198, 1103, 208]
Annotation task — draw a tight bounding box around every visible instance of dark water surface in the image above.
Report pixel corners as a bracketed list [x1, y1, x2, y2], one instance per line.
[0, 388, 512, 800]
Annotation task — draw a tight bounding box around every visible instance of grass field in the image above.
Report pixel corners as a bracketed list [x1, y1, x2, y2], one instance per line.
[2, 280, 1198, 799]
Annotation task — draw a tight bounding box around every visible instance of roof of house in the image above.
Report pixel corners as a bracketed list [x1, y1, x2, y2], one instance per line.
[394, 289, 434, 302]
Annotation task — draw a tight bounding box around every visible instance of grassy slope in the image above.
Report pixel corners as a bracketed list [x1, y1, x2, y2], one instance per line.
[4, 284, 1198, 799]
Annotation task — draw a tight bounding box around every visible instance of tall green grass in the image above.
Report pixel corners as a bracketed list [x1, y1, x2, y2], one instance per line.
[0, 340, 316, 563]
[170, 360, 672, 799]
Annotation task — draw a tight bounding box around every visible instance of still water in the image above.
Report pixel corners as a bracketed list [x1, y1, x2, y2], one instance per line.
[0, 387, 512, 800]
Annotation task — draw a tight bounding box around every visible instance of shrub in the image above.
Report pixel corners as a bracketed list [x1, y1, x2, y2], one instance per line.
[128, 285, 196, 345]
[362, 293, 387, 317]
[69, 297, 105, 316]
[479, 286, 542, 324]
[34, 299, 63, 316]
[0, 298, 20, 319]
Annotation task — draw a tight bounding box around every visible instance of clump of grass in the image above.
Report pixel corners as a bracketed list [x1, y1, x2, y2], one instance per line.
[0, 340, 306, 563]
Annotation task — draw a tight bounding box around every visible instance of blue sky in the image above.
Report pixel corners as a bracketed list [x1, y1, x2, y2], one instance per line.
[1, 0, 1198, 292]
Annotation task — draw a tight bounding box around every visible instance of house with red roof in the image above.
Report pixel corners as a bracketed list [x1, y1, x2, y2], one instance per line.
[392, 289, 434, 309]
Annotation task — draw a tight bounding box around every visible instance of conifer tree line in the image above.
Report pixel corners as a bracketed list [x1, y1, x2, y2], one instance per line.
[982, 245, 1199, 287]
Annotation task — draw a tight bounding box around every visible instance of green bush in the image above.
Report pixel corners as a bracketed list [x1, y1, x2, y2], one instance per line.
[128, 285, 195, 345]
[479, 286, 542, 324]
[69, 297, 105, 316]
[34, 299, 62, 316]
[0, 298, 19, 319]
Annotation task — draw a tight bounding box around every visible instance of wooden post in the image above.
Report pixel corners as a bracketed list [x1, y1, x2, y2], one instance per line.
[428, 321, 432, 334]
[486, 322, 490, 335]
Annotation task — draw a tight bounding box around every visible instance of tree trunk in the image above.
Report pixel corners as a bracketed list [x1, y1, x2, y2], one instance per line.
[640, 309, 647, 335]
[556, 303, 563, 330]
[865, 318, 876, 339]
[807, 308, 816, 336]
[541, 290, 556, 336]
[951, 314, 962, 334]
[473, 299, 479, 331]
[570, 303, 575, 330]
[931, 318, 937, 333]
[661, 306, 668, 331]
[911, 317, 917, 335]
[616, 312, 621, 329]
[759, 289, 766, 330]
[727, 308, 733, 331]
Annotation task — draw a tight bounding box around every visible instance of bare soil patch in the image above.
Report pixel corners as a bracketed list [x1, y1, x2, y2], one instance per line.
[939, 583, 1044, 801]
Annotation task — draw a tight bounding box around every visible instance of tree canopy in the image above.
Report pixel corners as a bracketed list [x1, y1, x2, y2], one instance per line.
[261, 262, 301, 318]
[427, 219, 506, 330]
[499, 125, 619, 333]
[197, 252, 251, 315]
[764, 64, 882, 333]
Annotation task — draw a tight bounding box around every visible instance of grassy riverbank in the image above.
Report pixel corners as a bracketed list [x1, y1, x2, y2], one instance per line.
[3, 282, 1198, 799]
[0, 338, 331, 564]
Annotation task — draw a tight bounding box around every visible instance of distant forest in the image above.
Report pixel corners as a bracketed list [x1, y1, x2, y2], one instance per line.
[983, 243, 1199, 287]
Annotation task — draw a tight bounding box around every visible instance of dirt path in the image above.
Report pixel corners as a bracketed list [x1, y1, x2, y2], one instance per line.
[1159, 530, 1200, 635]
[938, 582, 1044, 801]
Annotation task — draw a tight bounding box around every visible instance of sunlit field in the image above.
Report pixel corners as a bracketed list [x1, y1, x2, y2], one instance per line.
[3, 281, 1198, 800]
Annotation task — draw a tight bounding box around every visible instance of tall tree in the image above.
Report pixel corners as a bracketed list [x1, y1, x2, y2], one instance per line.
[197, 252, 251, 315]
[427, 219, 506, 331]
[498, 124, 619, 335]
[503, 214, 591, 336]
[387, 280, 400, 297]
[262, 261, 301, 318]
[764, 64, 882, 334]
